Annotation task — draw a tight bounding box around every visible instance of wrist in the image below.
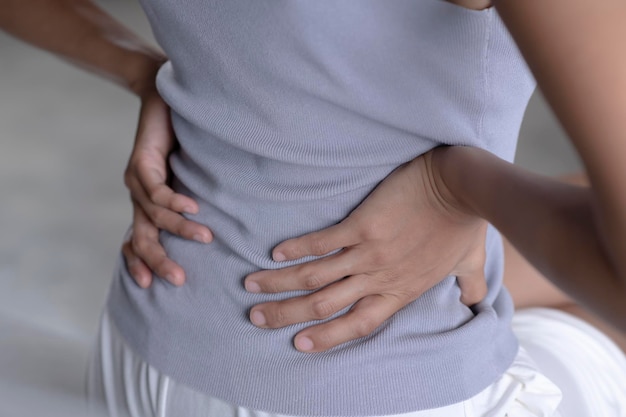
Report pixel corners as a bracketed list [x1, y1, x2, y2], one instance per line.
[125, 53, 166, 98]
[426, 146, 481, 220]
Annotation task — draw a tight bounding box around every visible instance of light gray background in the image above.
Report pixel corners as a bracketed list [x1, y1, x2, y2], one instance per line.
[0, 1, 581, 415]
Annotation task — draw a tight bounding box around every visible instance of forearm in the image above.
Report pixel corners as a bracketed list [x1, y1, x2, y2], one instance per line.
[0, 0, 165, 96]
[433, 146, 626, 331]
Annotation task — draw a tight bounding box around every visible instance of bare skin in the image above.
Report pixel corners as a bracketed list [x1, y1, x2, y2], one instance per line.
[445, 0, 492, 10]
[503, 173, 626, 353]
[504, 235, 626, 353]
[0, 0, 163, 97]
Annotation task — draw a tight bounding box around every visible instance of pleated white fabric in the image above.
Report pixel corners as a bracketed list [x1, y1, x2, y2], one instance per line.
[513, 308, 626, 417]
[87, 309, 577, 417]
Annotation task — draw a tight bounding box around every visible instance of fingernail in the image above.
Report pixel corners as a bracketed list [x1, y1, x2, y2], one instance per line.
[250, 310, 266, 326]
[183, 206, 196, 214]
[136, 276, 149, 288]
[193, 234, 209, 244]
[273, 251, 286, 262]
[295, 336, 314, 352]
[245, 280, 261, 293]
[166, 274, 181, 286]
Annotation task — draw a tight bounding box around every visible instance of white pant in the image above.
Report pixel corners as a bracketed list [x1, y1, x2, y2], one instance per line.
[87, 308, 626, 417]
[512, 308, 626, 417]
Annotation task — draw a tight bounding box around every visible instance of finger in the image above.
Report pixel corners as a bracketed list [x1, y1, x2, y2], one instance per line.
[128, 174, 212, 243]
[128, 94, 194, 215]
[132, 205, 186, 286]
[136, 163, 200, 214]
[249, 275, 367, 328]
[272, 219, 361, 262]
[126, 162, 200, 215]
[456, 270, 487, 306]
[292, 294, 405, 353]
[143, 202, 213, 244]
[121, 240, 153, 288]
[245, 249, 364, 293]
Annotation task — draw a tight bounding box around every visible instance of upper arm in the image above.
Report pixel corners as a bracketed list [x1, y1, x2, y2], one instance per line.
[495, 0, 626, 277]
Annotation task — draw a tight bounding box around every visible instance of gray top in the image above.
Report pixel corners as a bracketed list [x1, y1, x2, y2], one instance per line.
[107, 1, 536, 415]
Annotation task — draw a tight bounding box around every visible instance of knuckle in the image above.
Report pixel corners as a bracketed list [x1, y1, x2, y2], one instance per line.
[315, 330, 335, 350]
[391, 288, 419, 304]
[148, 187, 165, 204]
[310, 298, 336, 320]
[150, 208, 168, 226]
[299, 266, 324, 290]
[153, 253, 168, 267]
[131, 236, 144, 253]
[309, 236, 330, 256]
[135, 220, 158, 238]
[133, 236, 153, 256]
[268, 305, 288, 327]
[369, 248, 394, 267]
[303, 273, 324, 290]
[374, 269, 400, 287]
[353, 316, 377, 338]
[358, 218, 385, 241]
[175, 219, 191, 236]
[358, 225, 376, 242]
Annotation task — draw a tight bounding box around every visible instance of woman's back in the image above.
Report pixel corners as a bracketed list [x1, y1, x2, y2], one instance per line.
[106, 1, 536, 414]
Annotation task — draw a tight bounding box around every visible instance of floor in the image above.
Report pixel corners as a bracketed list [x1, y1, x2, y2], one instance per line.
[0, 1, 582, 416]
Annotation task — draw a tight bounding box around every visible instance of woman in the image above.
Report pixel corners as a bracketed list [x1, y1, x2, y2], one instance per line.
[2, 0, 625, 416]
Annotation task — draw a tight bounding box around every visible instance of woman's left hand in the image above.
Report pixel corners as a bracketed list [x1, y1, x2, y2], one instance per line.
[244, 150, 489, 353]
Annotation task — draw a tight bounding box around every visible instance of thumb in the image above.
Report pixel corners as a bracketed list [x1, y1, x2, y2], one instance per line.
[456, 222, 488, 306]
[456, 267, 488, 306]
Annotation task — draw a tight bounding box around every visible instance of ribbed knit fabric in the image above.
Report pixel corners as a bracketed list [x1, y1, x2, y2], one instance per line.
[106, 1, 536, 415]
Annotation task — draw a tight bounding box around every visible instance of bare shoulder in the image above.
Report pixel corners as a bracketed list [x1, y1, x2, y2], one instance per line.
[443, 0, 492, 10]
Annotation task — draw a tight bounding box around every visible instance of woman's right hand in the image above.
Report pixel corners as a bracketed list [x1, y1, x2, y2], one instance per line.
[245, 151, 489, 352]
[122, 89, 213, 288]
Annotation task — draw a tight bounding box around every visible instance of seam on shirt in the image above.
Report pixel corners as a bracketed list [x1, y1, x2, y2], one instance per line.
[476, 10, 494, 143]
